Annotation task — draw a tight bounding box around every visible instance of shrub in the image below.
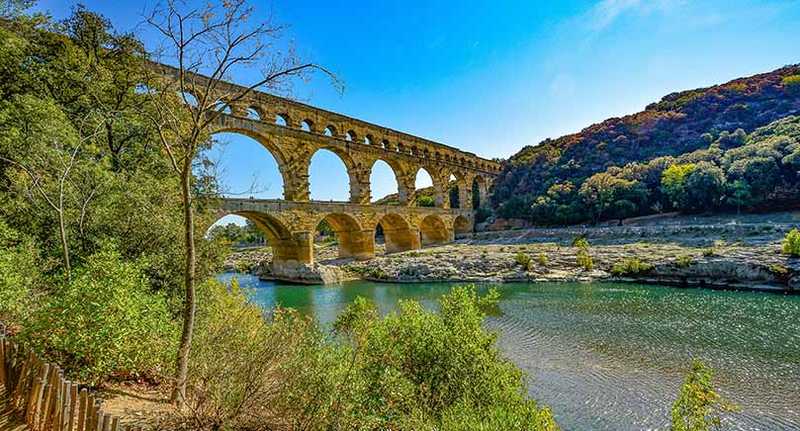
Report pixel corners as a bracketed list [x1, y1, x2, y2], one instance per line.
[21, 245, 177, 384]
[671, 360, 736, 431]
[0, 219, 41, 326]
[782, 228, 800, 257]
[782, 75, 800, 93]
[538, 253, 549, 267]
[515, 252, 532, 270]
[330, 286, 557, 430]
[676, 255, 694, 268]
[185, 278, 333, 430]
[610, 258, 654, 276]
[573, 238, 593, 271]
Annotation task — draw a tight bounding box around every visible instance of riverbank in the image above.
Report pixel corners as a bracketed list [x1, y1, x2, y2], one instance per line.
[227, 212, 800, 292]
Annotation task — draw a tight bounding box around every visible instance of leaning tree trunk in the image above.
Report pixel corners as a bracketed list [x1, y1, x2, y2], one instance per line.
[172, 155, 197, 404]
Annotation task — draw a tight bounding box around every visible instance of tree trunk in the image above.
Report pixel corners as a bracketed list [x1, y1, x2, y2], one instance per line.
[172, 157, 197, 405]
[57, 208, 71, 279]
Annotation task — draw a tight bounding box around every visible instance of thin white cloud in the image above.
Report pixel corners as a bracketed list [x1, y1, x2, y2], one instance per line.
[588, 0, 686, 30]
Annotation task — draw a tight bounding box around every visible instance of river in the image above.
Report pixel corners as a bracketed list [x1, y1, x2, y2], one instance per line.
[218, 272, 800, 431]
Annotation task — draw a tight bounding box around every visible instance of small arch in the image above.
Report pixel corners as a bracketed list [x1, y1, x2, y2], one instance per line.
[364, 135, 373, 145]
[315, 213, 370, 260]
[246, 107, 261, 121]
[275, 114, 290, 127]
[300, 119, 314, 132]
[323, 125, 337, 137]
[397, 143, 405, 154]
[454, 215, 472, 239]
[448, 174, 460, 208]
[381, 139, 390, 150]
[375, 213, 417, 254]
[214, 101, 232, 114]
[345, 130, 357, 142]
[413, 167, 435, 207]
[178, 91, 199, 107]
[309, 148, 352, 201]
[420, 215, 449, 245]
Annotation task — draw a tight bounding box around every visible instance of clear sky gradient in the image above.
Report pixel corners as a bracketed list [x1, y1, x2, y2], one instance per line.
[35, 0, 800, 206]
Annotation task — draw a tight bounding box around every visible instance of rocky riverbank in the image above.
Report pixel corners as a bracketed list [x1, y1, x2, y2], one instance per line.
[225, 212, 800, 292]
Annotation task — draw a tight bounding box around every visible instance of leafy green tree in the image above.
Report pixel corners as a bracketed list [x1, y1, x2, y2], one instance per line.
[0, 218, 41, 326]
[661, 163, 696, 210]
[685, 162, 726, 210]
[671, 360, 735, 431]
[21, 245, 177, 384]
[727, 180, 752, 213]
[579, 173, 645, 223]
[726, 157, 779, 206]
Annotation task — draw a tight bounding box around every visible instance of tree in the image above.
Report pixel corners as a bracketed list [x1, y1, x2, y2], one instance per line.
[685, 162, 726, 211]
[142, 0, 338, 404]
[0, 95, 103, 278]
[579, 173, 645, 224]
[726, 180, 751, 214]
[661, 163, 696, 210]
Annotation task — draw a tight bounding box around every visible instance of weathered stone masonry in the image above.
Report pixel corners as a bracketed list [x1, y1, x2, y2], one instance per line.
[155, 64, 500, 272]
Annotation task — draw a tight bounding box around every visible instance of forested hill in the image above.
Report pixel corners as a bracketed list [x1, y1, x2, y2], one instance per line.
[492, 65, 800, 223]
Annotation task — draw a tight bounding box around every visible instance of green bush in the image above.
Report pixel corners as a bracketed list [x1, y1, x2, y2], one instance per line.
[515, 252, 533, 270]
[782, 75, 800, 93]
[21, 245, 177, 384]
[329, 286, 557, 430]
[573, 237, 593, 271]
[671, 360, 736, 431]
[538, 253, 549, 267]
[676, 255, 694, 268]
[0, 219, 41, 326]
[610, 258, 654, 276]
[186, 278, 333, 430]
[782, 228, 800, 256]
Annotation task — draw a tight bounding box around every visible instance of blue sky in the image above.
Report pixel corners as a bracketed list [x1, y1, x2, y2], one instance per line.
[34, 0, 800, 207]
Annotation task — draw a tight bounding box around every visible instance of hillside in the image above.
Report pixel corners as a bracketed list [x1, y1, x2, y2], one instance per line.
[492, 65, 800, 223]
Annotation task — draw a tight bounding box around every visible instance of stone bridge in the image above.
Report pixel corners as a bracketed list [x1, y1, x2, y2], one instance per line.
[156, 63, 501, 276]
[221, 198, 474, 271]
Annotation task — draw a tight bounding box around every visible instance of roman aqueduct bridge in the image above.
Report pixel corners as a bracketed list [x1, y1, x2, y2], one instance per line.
[155, 64, 501, 276]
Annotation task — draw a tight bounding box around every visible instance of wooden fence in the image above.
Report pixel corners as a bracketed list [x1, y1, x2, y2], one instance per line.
[0, 336, 141, 431]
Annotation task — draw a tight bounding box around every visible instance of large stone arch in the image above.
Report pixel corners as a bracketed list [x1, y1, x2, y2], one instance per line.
[373, 212, 420, 254]
[226, 210, 312, 264]
[308, 146, 358, 202]
[314, 212, 374, 260]
[209, 127, 302, 200]
[419, 214, 451, 245]
[368, 157, 412, 205]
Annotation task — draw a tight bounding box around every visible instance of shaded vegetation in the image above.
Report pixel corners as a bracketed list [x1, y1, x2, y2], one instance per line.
[493, 66, 800, 225]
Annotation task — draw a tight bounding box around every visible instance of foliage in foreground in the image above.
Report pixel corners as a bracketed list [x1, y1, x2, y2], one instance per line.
[0, 219, 41, 325]
[20, 245, 177, 384]
[184, 283, 559, 431]
[671, 360, 736, 431]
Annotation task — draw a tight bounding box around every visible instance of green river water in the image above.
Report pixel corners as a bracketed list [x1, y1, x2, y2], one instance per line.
[218, 272, 800, 431]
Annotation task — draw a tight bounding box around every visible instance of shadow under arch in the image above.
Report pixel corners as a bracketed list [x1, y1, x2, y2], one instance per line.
[217, 210, 309, 264]
[419, 214, 450, 245]
[314, 212, 373, 260]
[374, 213, 419, 254]
[453, 215, 472, 239]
